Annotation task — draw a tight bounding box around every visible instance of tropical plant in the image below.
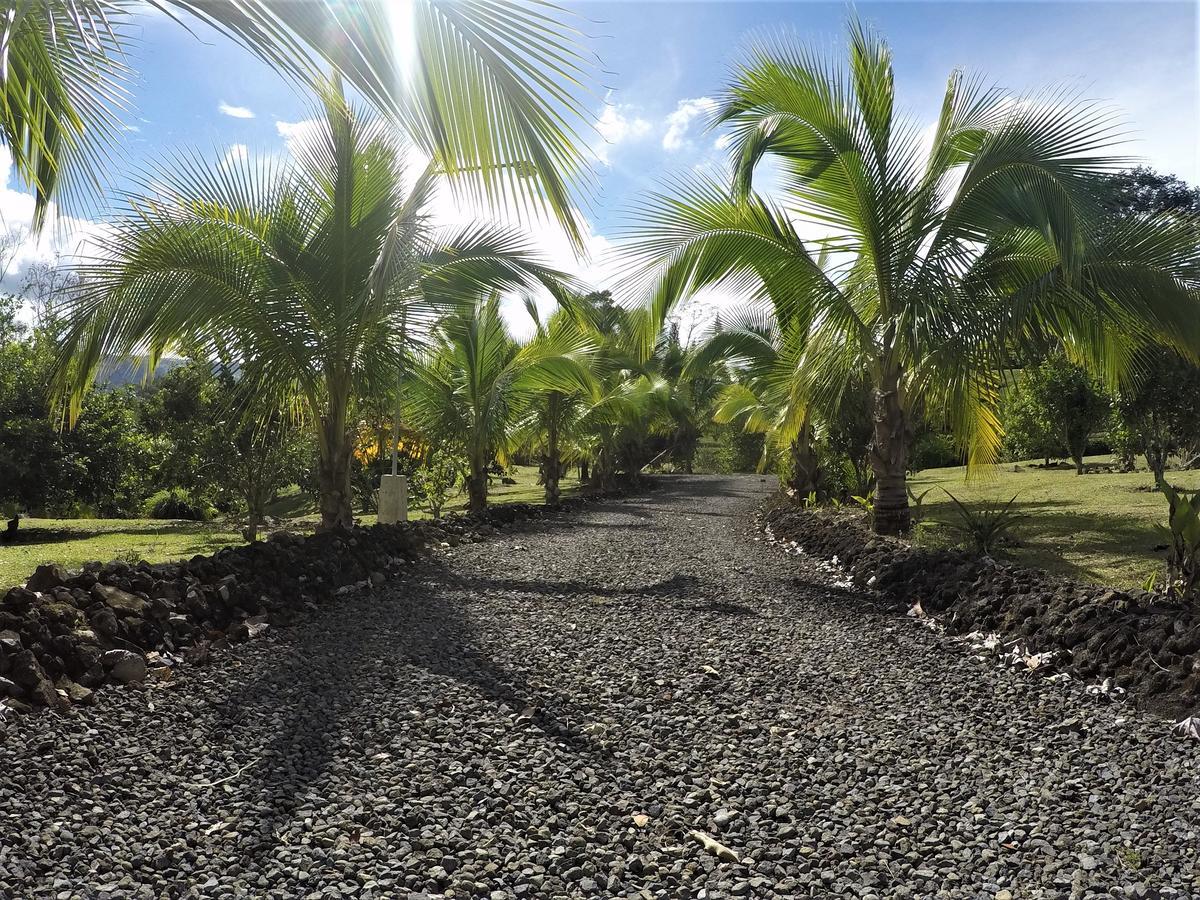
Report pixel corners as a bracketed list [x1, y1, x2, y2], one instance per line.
[698, 305, 821, 496]
[1011, 355, 1111, 475]
[557, 290, 680, 488]
[1114, 350, 1200, 483]
[403, 293, 594, 513]
[940, 491, 1028, 555]
[514, 299, 600, 505]
[53, 84, 570, 530]
[412, 447, 466, 518]
[2, 0, 594, 237]
[624, 19, 1200, 534]
[655, 321, 729, 473]
[141, 487, 214, 522]
[1157, 481, 1200, 600]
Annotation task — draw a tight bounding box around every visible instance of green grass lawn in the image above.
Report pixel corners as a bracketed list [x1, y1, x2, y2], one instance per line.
[1, 465, 571, 590]
[910, 456, 1200, 589]
[263, 464, 575, 526]
[0, 518, 244, 591]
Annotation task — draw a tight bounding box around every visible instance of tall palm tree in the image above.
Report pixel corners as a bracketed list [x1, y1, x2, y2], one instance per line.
[3, 0, 594, 238]
[52, 83, 572, 529]
[625, 20, 1200, 534]
[404, 293, 594, 513]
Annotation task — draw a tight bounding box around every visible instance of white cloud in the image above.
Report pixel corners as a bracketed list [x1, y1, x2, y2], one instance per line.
[275, 118, 322, 155]
[419, 174, 617, 338]
[593, 94, 652, 165]
[0, 147, 111, 298]
[662, 97, 717, 151]
[221, 144, 248, 168]
[219, 102, 255, 120]
[713, 133, 733, 151]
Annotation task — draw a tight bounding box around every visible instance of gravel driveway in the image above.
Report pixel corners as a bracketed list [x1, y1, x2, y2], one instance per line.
[1, 475, 1197, 899]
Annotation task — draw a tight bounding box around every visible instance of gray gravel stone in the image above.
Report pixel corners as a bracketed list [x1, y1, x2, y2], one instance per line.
[0, 476, 1196, 898]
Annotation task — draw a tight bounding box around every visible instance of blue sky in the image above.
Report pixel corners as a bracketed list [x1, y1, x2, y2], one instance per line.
[1, 0, 1196, 325]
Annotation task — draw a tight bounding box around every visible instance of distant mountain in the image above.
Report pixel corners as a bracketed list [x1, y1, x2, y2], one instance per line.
[97, 355, 187, 388]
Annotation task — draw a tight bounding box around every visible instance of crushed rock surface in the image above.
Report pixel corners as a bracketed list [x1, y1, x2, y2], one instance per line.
[0, 475, 1196, 899]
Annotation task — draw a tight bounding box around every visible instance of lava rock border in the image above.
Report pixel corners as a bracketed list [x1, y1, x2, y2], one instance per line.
[0, 481, 651, 715]
[761, 499, 1200, 716]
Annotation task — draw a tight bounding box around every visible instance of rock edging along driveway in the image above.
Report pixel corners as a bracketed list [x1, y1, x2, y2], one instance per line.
[0, 484, 646, 714]
[2, 475, 1196, 899]
[761, 501, 1200, 714]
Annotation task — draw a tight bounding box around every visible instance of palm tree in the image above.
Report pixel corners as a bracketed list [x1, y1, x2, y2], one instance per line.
[625, 20, 1200, 534]
[515, 299, 600, 505]
[53, 84, 572, 529]
[404, 293, 594, 513]
[564, 291, 680, 486]
[690, 304, 820, 494]
[3, 0, 593, 238]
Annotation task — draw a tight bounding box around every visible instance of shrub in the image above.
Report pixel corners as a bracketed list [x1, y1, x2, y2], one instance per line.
[1007, 355, 1111, 474]
[1158, 481, 1200, 599]
[412, 451, 466, 518]
[694, 424, 764, 474]
[141, 487, 215, 521]
[1001, 382, 1059, 463]
[909, 431, 960, 471]
[939, 491, 1028, 555]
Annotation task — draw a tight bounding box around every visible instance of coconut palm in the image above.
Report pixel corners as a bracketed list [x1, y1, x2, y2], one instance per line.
[560, 291, 682, 486]
[3, 0, 593, 238]
[514, 299, 601, 505]
[52, 83, 573, 529]
[625, 20, 1200, 534]
[403, 293, 595, 513]
[690, 303, 821, 493]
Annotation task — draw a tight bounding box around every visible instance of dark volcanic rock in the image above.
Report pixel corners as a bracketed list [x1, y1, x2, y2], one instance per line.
[762, 502, 1200, 710]
[0, 476, 1194, 899]
[24, 564, 69, 594]
[0, 484, 645, 712]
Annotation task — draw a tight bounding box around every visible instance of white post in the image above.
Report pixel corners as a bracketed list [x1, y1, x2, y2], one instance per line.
[378, 474, 408, 524]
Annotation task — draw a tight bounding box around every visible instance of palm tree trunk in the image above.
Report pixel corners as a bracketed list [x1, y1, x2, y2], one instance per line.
[467, 463, 488, 513]
[869, 365, 911, 536]
[545, 394, 561, 506]
[317, 411, 354, 531]
[788, 425, 820, 497]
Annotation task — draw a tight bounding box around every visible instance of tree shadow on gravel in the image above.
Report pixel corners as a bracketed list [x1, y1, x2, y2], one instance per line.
[675, 599, 760, 617]
[207, 567, 610, 863]
[787, 575, 903, 613]
[450, 571, 706, 601]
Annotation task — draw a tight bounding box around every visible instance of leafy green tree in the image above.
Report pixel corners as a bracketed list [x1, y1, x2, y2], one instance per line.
[1001, 382, 1060, 465]
[624, 20, 1200, 533]
[0, 297, 151, 518]
[1114, 351, 1200, 484]
[54, 85, 569, 530]
[404, 294, 593, 513]
[1106, 167, 1200, 216]
[1015, 355, 1111, 475]
[3, 0, 594, 238]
